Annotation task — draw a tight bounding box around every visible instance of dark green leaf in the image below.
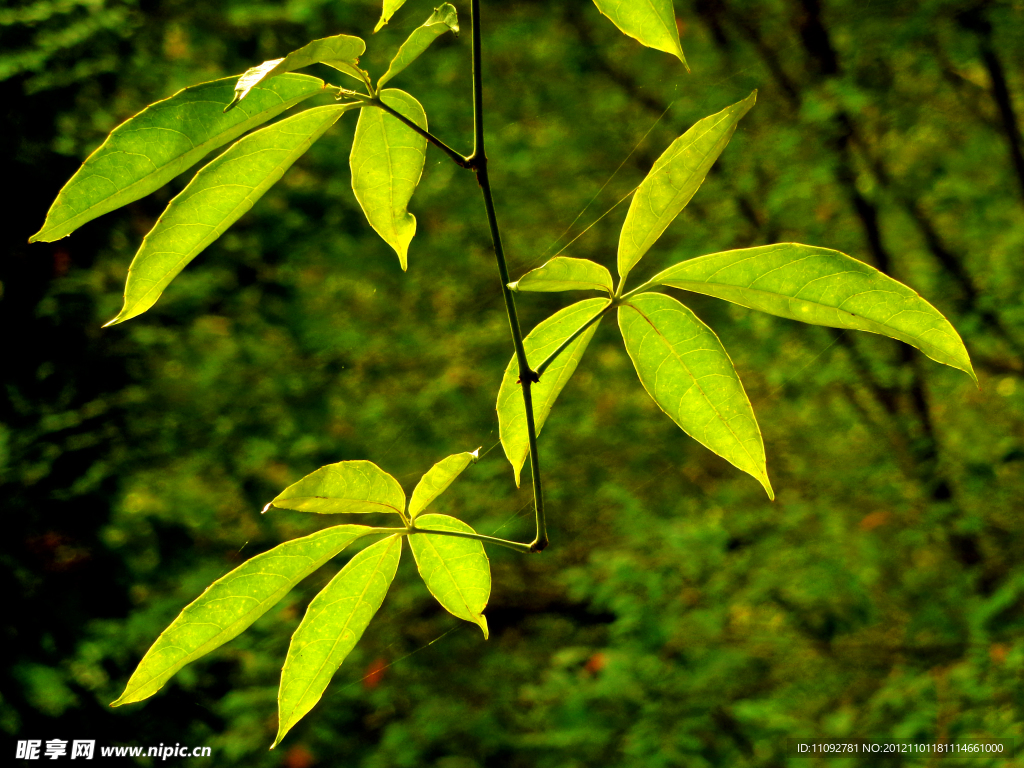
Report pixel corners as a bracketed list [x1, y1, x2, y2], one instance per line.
[378, 3, 459, 89]
[350, 89, 427, 270]
[647, 243, 976, 381]
[266, 459, 406, 516]
[498, 298, 609, 485]
[30, 74, 324, 243]
[509, 257, 614, 294]
[409, 450, 478, 521]
[111, 525, 373, 707]
[409, 514, 490, 638]
[618, 92, 756, 285]
[227, 35, 366, 111]
[592, 0, 688, 69]
[275, 535, 402, 747]
[105, 104, 353, 326]
[619, 292, 773, 498]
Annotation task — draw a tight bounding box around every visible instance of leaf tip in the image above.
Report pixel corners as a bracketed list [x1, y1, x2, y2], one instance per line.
[470, 447, 481, 463]
[262, 502, 274, 514]
[507, 281, 519, 291]
[373, 17, 387, 33]
[761, 475, 775, 501]
[476, 614, 489, 640]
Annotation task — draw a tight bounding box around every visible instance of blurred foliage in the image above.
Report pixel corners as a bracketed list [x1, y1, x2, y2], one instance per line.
[2, 0, 1023, 765]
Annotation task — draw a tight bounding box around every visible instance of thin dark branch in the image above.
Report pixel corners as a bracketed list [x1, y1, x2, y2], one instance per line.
[468, 0, 547, 552]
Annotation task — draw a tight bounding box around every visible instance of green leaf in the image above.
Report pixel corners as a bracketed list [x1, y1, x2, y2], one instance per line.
[647, 243, 976, 381]
[227, 34, 366, 111]
[618, 292, 773, 498]
[378, 3, 459, 89]
[618, 92, 756, 285]
[350, 89, 427, 270]
[409, 514, 490, 638]
[266, 459, 406, 516]
[592, 0, 688, 70]
[374, 0, 409, 32]
[409, 450, 478, 521]
[498, 298, 609, 485]
[275, 535, 402, 747]
[111, 525, 373, 707]
[29, 74, 324, 244]
[105, 104, 353, 326]
[509, 257, 614, 294]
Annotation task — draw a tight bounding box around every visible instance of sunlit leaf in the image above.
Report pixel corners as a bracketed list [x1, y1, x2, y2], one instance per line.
[618, 92, 755, 284]
[409, 514, 490, 638]
[648, 243, 976, 381]
[266, 459, 406, 516]
[350, 89, 427, 270]
[592, 0, 688, 69]
[111, 525, 373, 707]
[105, 105, 353, 326]
[409, 450, 478, 521]
[226, 34, 366, 110]
[509, 257, 614, 294]
[374, 0, 409, 32]
[29, 74, 324, 244]
[498, 298, 609, 485]
[618, 292, 773, 498]
[275, 535, 402, 747]
[378, 3, 459, 89]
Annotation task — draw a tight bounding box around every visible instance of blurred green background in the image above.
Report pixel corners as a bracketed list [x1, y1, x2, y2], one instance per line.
[3, 0, 1023, 765]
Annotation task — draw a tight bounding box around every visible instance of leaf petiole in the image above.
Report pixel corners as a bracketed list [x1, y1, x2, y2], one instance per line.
[534, 299, 613, 378]
[366, 96, 472, 168]
[367, 526, 534, 554]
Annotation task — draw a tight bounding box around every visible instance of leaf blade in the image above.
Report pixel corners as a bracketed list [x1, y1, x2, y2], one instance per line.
[350, 89, 427, 270]
[375, 0, 409, 32]
[618, 92, 756, 284]
[267, 460, 406, 516]
[618, 292, 773, 498]
[275, 535, 402, 746]
[509, 257, 614, 294]
[498, 298, 609, 485]
[30, 74, 324, 243]
[105, 104, 352, 326]
[378, 3, 459, 89]
[409, 451, 478, 521]
[648, 243, 976, 381]
[592, 0, 688, 69]
[227, 34, 365, 110]
[111, 525, 374, 707]
[409, 514, 490, 638]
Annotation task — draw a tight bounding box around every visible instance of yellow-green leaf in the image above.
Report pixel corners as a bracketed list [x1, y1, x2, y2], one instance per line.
[648, 243, 976, 382]
[227, 34, 366, 111]
[618, 292, 773, 498]
[498, 298, 609, 486]
[112, 525, 373, 707]
[275, 535, 402, 747]
[30, 74, 324, 244]
[409, 450, 478, 520]
[374, 0, 409, 32]
[409, 514, 490, 638]
[592, 0, 688, 69]
[509, 257, 614, 294]
[266, 459, 406, 516]
[105, 104, 353, 326]
[350, 89, 427, 270]
[379, 3, 459, 89]
[618, 92, 756, 284]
